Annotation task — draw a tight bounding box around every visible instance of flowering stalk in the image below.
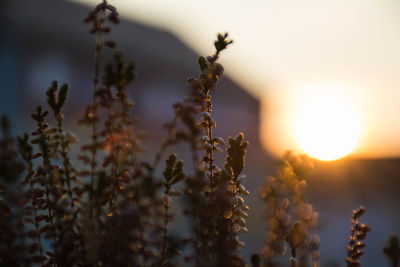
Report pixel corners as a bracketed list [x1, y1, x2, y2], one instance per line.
[31, 106, 58, 245]
[46, 81, 76, 202]
[83, 0, 119, 216]
[261, 152, 317, 266]
[18, 133, 45, 264]
[160, 154, 185, 265]
[346, 206, 370, 267]
[198, 34, 232, 189]
[100, 52, 136, 212]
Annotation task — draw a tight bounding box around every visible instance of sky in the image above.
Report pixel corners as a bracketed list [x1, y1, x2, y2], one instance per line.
[71, 0, 400, 158]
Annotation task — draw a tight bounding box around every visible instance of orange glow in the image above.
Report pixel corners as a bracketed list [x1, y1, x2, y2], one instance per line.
[292, 85, 362, 161]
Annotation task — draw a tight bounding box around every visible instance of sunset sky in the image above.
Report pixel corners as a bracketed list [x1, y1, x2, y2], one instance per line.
[71, 0, 400, 159]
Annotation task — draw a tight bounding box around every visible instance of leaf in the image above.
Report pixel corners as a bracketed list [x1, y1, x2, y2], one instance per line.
[57, 83, 68, 110]
[198, 56, 207, 71]
[46, 81, 58, 112]
[163, 154, 177, 183]
[23, 218, 33, 225]
[66, 132, 78, 144]
[171, 173, 185, 185]
[169, 189, 182, 197]
[46, 81, 68, 115]
[32, 152, 42, 159]
[31, 138, 40, 145]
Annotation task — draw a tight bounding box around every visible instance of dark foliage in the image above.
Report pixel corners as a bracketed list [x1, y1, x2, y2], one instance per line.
[0, 1, 397, 266]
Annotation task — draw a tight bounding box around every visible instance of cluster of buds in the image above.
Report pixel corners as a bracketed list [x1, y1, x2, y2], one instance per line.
[223, 133, 250, 248]
[171, 102, 200, 140]
[262, 152, 317, 265]
[199, 116, 225, 180]
[262, 176, 292, 258]
[346, 206, 370, 267]
[84, 1, 119, 48]
[285, 222, 306, 265]
[187, 78, 206, 106]
[198, 56, 224, 93]
[208, 33, 233, 63]
[230, 174, 250, 246]
[78, 105, 99, 126]
[195, 33, 231, 95]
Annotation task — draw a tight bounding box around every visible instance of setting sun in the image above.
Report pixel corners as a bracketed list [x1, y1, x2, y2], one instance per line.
[293, 85, 362, 161]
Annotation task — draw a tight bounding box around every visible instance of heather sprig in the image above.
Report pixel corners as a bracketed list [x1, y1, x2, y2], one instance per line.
[46, 81, 78, 202]
[224, 133, 250, 244]
[154, 33, 231, 173]
[172, 33, 249, 266]
[285, 222, 306, 267]
[207, 132, 249, 267]
[160, 153, 185, 265]
[82, 0, 120, 220]
[99, 52, 138, 211]
[46, 81, 84, 265]
[30, 106, 60, 265]
[346, 205, 370, 267]
[18, 133, 45, 265]
[99, 52, 160, 265]
[261, 151, 318, 266]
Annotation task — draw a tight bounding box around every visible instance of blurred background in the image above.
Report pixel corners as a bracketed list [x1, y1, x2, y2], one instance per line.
[1, 0, 400, 265]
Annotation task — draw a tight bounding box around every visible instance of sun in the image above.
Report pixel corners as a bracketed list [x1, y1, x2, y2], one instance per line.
[293, 86, 361, 161]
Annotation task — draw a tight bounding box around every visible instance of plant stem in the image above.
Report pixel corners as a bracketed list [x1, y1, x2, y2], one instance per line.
[57, 115, 74, 204]
[37, 118, 58, 244]
[89, 2, 105, 217]
[205, 93, 214, 189]
[160, 188, 170, 265]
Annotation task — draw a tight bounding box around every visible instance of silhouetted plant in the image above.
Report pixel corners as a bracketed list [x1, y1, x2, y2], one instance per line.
[81, 0, 120, 226]
[0, 116, 26, 265]
[160, 153, 185, 266]
[345, 206, 370, 267]
[18, 133, 44, 265]
[383, 235, 400, 267]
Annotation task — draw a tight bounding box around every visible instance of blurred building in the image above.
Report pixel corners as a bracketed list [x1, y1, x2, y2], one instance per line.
[1, 0, 266, 153]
